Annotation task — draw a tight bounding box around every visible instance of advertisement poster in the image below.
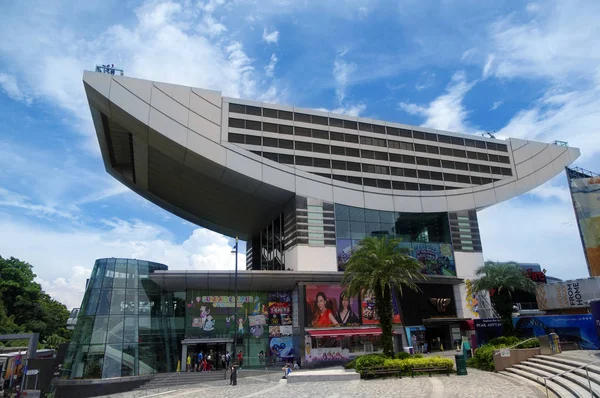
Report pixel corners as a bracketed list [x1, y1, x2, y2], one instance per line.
[536, 279, 600, 310]
[268, 292, 292, 327]
[568, 172, 600, 276]
[270, 336, 294, 358]
[304, 334, 350, 363]
[305, 285, 360, 327]
[473, 318, 503, 346]
[591, 300, 600, 341]
[361, 290, 379, 325]
[269, 325, 293, 337]
[292, 288, 299, 327]
[514, 315, 600, 350]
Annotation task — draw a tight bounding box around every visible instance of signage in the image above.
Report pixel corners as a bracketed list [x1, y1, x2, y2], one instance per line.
[500, 348, 510, 358]
[514, 315, 600, 350]
[591, 300, 600, 342]
[536, 278, 600, 310]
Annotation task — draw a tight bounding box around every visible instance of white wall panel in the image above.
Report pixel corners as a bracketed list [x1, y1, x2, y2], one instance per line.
[494, 182, 517, 203]
[148, 107, 187, 147]
[454, 251, 484, 278]
[192, 87, 222, 108]
[113, 76, 153, 102]
[393, 195, 423, 212]
[226, 151, 262, 181]
[154, 82, 191, 107]
[190, 92, 222, 126]
[333, 186, 365, 208]
[296, 246, 337, 272]
[189, 112, 221, 143]
[473, 189, 496, 208]
[364, 191, 395, 211]
[187, 130, 227, 166]
[262, 164, 296, 192]
[109, 81, 151, 126]
[150, 87, 189, 127]
[296, 176, 334, 202]
[420, 196, 448, 212]
[446, 193, 475, 212]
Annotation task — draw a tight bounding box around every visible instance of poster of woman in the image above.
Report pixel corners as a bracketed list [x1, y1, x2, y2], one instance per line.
[305, 285, 360, 327]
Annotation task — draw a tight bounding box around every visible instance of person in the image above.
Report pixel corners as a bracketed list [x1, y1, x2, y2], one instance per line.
[197, 352, 204, 372]
[186, 353, 192, 372]
[111, 64, 116, 75]
[293, 360, 299, 370]
[237, 350, 243, 368]
[230, 364, 238, 385]
[335, 293, 359, 326]
[258, 350, 264, 367]
[411, 334, 418, 353]
[312, 292, 339, 327]
[281, 362, 292, 379]
[221, 352, 226, 370]
[225, 351, 231, 367]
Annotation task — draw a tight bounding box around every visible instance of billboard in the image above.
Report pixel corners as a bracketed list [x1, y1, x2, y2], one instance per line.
[567, 169, 600, 276]
[305, 285, 360, 327]
[536, 278, 600, 310]
[514, 315, 600, 350]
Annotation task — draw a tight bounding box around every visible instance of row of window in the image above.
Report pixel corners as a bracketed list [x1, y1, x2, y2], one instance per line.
[235, 134, 514, 176]
[229, 128, 511, 164]
[228, 108, 509, 152]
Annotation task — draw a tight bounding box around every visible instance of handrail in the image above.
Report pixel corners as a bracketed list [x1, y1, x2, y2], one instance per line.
[95, 65, 124, 76]
[493, 338, 538, 355]
[542, 358, 600, 397]
[133, 370, 179, 398]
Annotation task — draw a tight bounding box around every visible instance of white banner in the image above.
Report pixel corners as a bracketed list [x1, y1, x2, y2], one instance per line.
[536, 278, 600, 310]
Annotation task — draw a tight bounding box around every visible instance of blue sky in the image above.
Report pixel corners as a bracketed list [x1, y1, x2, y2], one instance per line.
[1, 0, 599, 308]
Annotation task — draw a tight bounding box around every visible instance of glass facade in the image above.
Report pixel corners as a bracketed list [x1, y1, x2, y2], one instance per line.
[62, 259, 182, 379]
[335, 204, 456, 276]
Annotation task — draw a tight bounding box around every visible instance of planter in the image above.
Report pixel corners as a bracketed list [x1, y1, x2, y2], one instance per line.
[493, 348, 541, 372]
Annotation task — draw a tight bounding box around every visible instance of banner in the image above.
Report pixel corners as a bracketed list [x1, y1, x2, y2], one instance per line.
[514, 315, 600, 350]
[591, 300, 600, 342]
[536, 279, 600, 310]
[568, 171, 600, 276]
[305, 285, 360, 327]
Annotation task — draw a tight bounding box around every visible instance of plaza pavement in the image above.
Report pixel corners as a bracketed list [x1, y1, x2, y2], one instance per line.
[114, 368, 548, 398]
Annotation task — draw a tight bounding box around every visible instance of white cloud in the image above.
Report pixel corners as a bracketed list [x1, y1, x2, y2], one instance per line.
[415, 72, 435, 91]
[526, 3, 540, 13]
[490, 100, 503, 110]
[0, 73, 31, 104]
[0, 215, 244, 309]
[262, 28, 279, 44]
[330, 103, 367, 117]
[482, 53, 494, 79]
[333, 55, 357, 104]
[398, 71, 477, 133]
[264, 53, 278, 78]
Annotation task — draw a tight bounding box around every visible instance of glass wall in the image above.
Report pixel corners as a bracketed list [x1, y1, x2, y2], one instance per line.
[62, 259, 182, 379]
[335, 204, 456, 276]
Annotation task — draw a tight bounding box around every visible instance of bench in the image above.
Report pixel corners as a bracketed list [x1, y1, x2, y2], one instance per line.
[411, 367, 450, 378]
[360, 366, 402, 379]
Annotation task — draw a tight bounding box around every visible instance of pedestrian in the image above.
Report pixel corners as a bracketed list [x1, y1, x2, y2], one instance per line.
[221, 352, 226, 370]
[237, 350, 243, 368]
[281, 362, 292, 379]
[111, 64, 115, 75]
[230, 364, 238, 385]
[197, 351, 204, 372]
[293, 360, 299, 370]
[186, 353, 192, 372]
[258, 350, 264, 367]
[225, 351, 231, 367]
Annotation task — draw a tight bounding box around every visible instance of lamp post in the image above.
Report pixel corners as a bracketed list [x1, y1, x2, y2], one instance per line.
[232, 236, 239, 364]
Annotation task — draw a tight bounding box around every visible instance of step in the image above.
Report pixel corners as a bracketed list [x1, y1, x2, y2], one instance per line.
[529, 358, 600, 387]
[513, 364, 589, 398]
[520, 361, 600, 398]
[497, 371, 565, 398]
[536, 355, 600, 376]
[503, 368, 573, 398]
[285, 369, 360, 383]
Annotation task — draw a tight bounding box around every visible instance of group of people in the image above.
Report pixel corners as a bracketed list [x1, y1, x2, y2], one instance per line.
[98, 64, 117, 75]
[186, 350, 245, 372]
[311, 292, 360, 327]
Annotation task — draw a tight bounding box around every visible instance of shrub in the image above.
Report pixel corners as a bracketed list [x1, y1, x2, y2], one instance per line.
[488, 336, 520, 346]
[344, 358, 357, 369]
[413, 353, 424, 359]
[358, 356, 454, 377]
[467, 343, 508, 371]
[518, 338, 540, 349]
[396, 351, 410, 360]
[354, 353, 388, 372]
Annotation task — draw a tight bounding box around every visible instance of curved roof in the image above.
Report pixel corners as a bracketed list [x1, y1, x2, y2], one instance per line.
[83, 71, 580, 239]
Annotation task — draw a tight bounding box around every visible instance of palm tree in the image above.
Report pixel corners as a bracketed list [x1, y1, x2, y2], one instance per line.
[472, 261, 537, 336]
[342, 236, 427, 356]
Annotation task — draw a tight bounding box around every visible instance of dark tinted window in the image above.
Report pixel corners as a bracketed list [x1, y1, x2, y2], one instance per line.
[372, 124, 386, 134]
[414, 143, 427, 152]
[279, 124, 293, 135]
[314, 158, 331, 168]
[497, 143, 508, 152]
[403, 155, 415, 164]
[263, 108, 278, 118]
[377, 179, 391, 189]
[488, 154, 499, 162]
[331, 146, 345, 155]
[481, 177, 492, 185]
[465, 139, 476, 147]
[361, 150, 375, 159]
[413, 131, 425, 140]
[475, 140, 486, 149]
[294, 113, 311, 123]
[429, 158, 441, 167]
[279, 110, 293, 120]
[442, 160, 454, 169]
[390, 167, 403, 176]
[424, 133, 437, 142]
[363, 178, 377, 187]
[229, 118, 245, 128]
[405, 182, 419, 191]
[313, 144, 330, 154]
[295, 127, 311, 137]
[279, 139, 293, 149]
[359, 123, 372, 132]
[392, 181, 405, 190]
[312, 115, 329, 126]
[246, 120, 261, 131]
[330, 132, 344, 141]
[501, 168, 512, 176]
[440, 147, 453, 156]
[333, 175, 347, 182]
[498, 155, 510, 164]
[263, 137, 277, 147]
[347, 176, 362, 185]
[479, 165, 491, 174]
[312, 129, 329, 140]
[295, 141, 312, 151]
[332, 160, 346, 170]
[279, 154, 294, 164]
[296, 156, 312, 166]
[344, 134, 359, 143]
[430, 171, 443, 181]
[486, 142, 497, 151]
[386, 126, 399, 136]
[444, 173, 457, 182]
[457, 174, 470, 184]
[438, 135, 452, 144]
[246, 105, 261, 116]
[245, 135, 261, 145]
[451, 137, 465, 146]
[389, 153, 401, 163]
[454, 149, 466, 158]
[329, 118, 344, 127]
[427, 145, 440, 154]
[491, 166, 502, 175]
[467, 151, 477, 159]
[418, 170, 431, 179]
[419, 184, 432, 191]
[263, 152, 278, 161]
[374, 151, 388, 161]
[229, 133, 245, 143]
[477, 152, 488, 161]
[343, 120, 358, 130]
[263, 122, 278, 133]
[471, 176, 482, 185]
[455, 161, 468, 171]
[416, 157, 428, 166]
[404, 168, 417, 178]
[469, 163, 479, 172]
[346, 162, 361, 171]
[399, 129, 412, 138]
[229, 103, 245, 114]
[346, 147, 359, 157]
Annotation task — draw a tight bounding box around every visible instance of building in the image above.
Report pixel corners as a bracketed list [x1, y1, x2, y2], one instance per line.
[66, 71, 580, 378]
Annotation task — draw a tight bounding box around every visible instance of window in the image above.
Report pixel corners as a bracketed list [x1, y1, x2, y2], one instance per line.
[333, 175, 347, 182]
[346, 148, 359, 157]
[344, 134, 359, 143]
[481, 177, 492, 184]
[413, 131, 425, 140]
[501, 168, 513, 176]
[414, 143, 427, 152]
[438, 135, 452, 144]
[403, 155, 415, 164]
[332, 160, 346, 170]
[295, 127, 311, 137]
[424, 133, 438, 142]
[498, 155, 510, 164]
[312, 129, 329, 140]
[457, 174, 471, 184]
[295, 141, 312, 152]
[453, 149, 466, 158]
[331, 146, 345, 155]
[451, 137, 465, 146]
[398, 129, 412, 138]
[361, 150, 375, 159]
[491, 166, 502, 175]
[346, 162, 361, 172]
[479, 165, 491, 174]
[363, 178, 377, 187]
[471, 176, 482, 185]
[246, 120, 261, 131]
[296, 156, 312, 166]
[228, 133, 245, 143]
[386, 126, 399, 136]
[440, 147, 453, 156]
[279, 124, 293, 135]
[486, 142, 497, 151]
[229, 118, 245, 128]
[444, 173, 457, 182]
[246, 135, 261, 145]
[314, 158, 331, 168]
[263, 122, 278, 133]
[294, 113, 311, 123]
[372, 125, 386, 134]
[465, 139, 476, 147]
[279, 154, 294, 164]
[263, 108, 278, 118]
[312, 115, 329, 126]
[329, 118, 344, 128]
[313, 143, 330, 154]
[404, 168, 417, 178]
[392, 181, 405, 190]
[416, 157, 428, 166]
[263, 137, 277, 147]
[263, 152, 278, 161]
[477, 152, 488, 161]
[418, 170, 431, 180]
[389, 153, 401, 163]
[360, 136, 372, 146]
[442, 160, 454, 169]
[405, 182, 419, 190]
[229, 103, 245, 114]
[390, 167, 403, 176]
[374, 151, 388, 161]
[497, 144, 508, 152]
[246, 105, 261, 116]
[467, 151, 477, 159]
[278, 110, 293, 120]
[279, 139, 293, 149]
[429, 158, 441, 167]
[455, 161, 468, 171]
[377, 179, 391, 189]
[420, 183, 432, 191]
[475, 140, 486, 149]
[488, 154, 499, 163]
[427, 145, 439, 154]
[330, 132, 344, 142]
[359, 123, 372, 132]
[430, 171, 443, 181]
[345, 176, 360, 184]
[343, 120, 358, 130]
[469, 163, 480, 172]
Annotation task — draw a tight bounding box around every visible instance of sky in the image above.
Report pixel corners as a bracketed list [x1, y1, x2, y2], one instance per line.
[1, 0, 599, 309]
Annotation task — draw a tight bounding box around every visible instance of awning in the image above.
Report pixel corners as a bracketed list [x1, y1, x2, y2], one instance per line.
[307, 328, 398, 337]
[461, 320, 475, 330]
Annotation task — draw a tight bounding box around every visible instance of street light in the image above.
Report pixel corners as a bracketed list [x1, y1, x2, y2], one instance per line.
[231, 237, 239, 364]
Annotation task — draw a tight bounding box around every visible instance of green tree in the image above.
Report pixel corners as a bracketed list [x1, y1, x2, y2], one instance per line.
[342, 236, 427, 356]
[472, 261, 536, 336]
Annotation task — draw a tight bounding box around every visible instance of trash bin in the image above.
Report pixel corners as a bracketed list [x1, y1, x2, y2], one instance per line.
[455, 353, 468, 376]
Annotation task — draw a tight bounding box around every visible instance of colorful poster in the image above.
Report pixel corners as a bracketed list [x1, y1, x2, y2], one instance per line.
[514, 315, 600, 350]
[536, 279, 600, 310]
[361, 290, 379, 325]
[305, 346, 350, 364]
[568, 171, 600, 276]
[305, 285, 360, 327]
[248, 314, 267, 326]
[269, 325, 293, 337]
[269, 336, 294, 358]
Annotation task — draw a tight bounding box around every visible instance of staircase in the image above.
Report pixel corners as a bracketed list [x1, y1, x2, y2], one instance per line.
[131, 370, 227, 394]
[500, 353, 600, 397]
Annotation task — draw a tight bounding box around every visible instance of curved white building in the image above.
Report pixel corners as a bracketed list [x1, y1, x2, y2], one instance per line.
[83, 70, 579, 321]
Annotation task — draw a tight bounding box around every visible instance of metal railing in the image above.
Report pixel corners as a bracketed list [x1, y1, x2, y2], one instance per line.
[133, 370, 179, 398]
[542, 359, 600, 397]
[493, 337, 539, 356]
[95, 65, 124, 76]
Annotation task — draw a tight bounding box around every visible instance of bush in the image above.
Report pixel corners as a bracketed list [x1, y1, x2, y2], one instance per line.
[488, 336, 520, 346]
[396, 351, 410, 360]
[518, 338, 540, 348]
[467, 343, 509, 371]
[344, 358, 357, 369]
[354, 353, 388, 372]
[358, 356, 453, 377]
[413, 353, 423, 358]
